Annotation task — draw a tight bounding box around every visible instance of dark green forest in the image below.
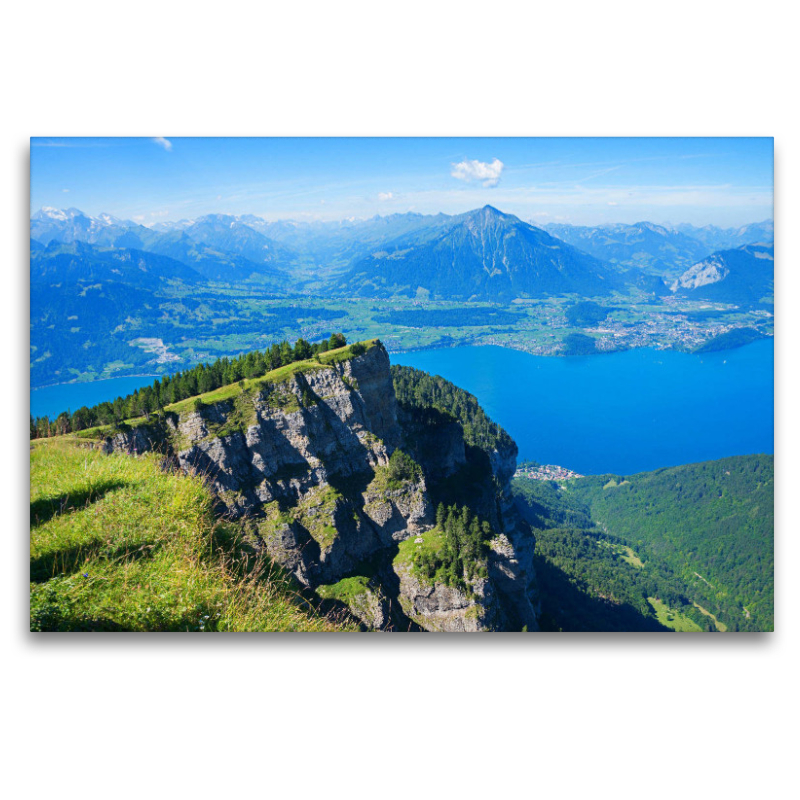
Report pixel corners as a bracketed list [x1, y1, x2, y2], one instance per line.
[565, 301, 613, 327]
[390, 365, 515, 591]
[391, 364, 514, 453]
[694, 327, 765, 353]
[561, 332, 598, 356]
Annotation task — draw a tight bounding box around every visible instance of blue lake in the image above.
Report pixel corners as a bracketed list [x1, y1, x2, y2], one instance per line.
[30, 340, 774, 476]
[393, 339, 774, 475]
[31, 376, 161, 421]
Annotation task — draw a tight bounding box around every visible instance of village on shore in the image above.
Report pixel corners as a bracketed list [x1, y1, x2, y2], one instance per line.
[514, 462, 584, 481]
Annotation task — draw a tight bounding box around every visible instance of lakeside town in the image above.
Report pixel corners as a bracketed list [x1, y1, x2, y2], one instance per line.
[365, 292, 774, 362]
[514, 462, 585, 481]
[479, 296, 773, 357]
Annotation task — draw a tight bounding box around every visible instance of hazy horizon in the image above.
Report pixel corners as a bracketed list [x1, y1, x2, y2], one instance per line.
[31, 137, 773, 229]
[31, 202, 773, 232]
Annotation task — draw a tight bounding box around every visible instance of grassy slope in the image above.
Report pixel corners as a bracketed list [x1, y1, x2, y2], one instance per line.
[30, 439, 357, 632]
[647, 597, 703, 632]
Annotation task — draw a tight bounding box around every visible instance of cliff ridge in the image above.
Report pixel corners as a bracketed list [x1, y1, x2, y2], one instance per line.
[88, 341, 538, 631]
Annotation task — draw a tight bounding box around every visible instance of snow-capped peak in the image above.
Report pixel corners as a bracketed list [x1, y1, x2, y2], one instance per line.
[97, 213, 122, 226]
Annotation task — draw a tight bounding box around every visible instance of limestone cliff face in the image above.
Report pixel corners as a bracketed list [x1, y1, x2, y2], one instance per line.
[99, 342, 538, 632]
[394, 563, 500, 632]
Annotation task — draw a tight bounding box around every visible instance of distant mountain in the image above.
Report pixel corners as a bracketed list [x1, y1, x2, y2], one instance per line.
[124, 230, 286, 284]
[671, 243, 774, 306]
[543, 221, 711, 278]
[30, 241, 202, 288]
[181, 214, 295, 267]
[31, 207, 775, 302]
[31, 207, 140, 246]
[251, 212, 453, 267]
[339, 206, 623, 300]
[30, 208, 292, 283]
[673, 221, 773, 251]
[149, 219, 194, 233]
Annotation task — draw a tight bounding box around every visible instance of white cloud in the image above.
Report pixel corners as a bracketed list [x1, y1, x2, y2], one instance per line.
[607, 201, 618, 206]
[133, 215, 145, 222]
[62, 188, 69, 193]
[451, 158, 504, 187]
[152, 137, 172, 151]
[378, 192, 394, 201]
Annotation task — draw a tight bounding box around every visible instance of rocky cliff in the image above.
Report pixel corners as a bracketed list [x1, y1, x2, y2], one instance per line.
[95, 341, 539, 631]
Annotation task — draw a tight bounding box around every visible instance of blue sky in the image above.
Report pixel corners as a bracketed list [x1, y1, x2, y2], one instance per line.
[30, 137, 773, 227]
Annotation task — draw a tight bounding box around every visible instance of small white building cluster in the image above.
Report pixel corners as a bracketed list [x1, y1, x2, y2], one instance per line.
[514, 464, 584, 481]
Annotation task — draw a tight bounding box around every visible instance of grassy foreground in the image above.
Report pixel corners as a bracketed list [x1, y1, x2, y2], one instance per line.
[30, 439, 357, 632]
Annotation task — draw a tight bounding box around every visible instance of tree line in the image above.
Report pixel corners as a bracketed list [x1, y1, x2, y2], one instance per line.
[390, 365, 514, 453]
[30, 333, 348, 439]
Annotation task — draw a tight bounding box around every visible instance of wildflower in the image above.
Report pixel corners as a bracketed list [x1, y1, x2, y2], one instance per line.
[82, 573, 89, 578]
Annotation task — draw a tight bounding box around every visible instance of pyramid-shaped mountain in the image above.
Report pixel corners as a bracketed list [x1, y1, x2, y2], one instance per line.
[338, 206, 622, 299]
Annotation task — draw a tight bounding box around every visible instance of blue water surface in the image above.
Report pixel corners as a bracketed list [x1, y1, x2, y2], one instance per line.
[31, 375, 161, 421]
[393, 339, 774, 475]
[30, 341, 774, 476]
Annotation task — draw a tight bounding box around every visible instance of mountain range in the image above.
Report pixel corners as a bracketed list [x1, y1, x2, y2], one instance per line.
[30, 240, 202, 287]
[542, 221, 713, 278]
[31, 205, 774, 302]
[31, 207, 292, 284]
[672, 220, 774, 251]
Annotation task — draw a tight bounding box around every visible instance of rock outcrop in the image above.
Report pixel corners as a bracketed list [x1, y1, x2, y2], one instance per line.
[97, 341, 539, 631]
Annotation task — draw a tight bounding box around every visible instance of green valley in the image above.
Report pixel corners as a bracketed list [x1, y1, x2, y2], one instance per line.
[513, 454, 774, 632]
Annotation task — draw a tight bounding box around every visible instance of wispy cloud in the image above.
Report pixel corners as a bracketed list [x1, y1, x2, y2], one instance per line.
[152, 137, 172, 152]
[378, 191, 394, 201]
[451, 158, 504, 187]
[31, 139, 112, 148]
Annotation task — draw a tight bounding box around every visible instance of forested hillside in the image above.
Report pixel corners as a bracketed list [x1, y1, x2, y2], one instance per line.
[391, 364, 514, 453]
[514, 454, 774, 632]
[569, 456, 773, 631]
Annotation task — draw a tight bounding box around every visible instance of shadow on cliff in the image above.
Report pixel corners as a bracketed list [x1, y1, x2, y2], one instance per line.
[30, 480, 128, 528]
[534, 557, 671, 632]
[427, 446, 500, 527]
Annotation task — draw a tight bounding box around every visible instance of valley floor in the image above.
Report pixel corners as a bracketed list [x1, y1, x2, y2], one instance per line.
[31, 288, 773, 390]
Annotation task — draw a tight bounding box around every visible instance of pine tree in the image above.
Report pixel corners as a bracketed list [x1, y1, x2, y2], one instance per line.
[293, 338, 313, 360]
